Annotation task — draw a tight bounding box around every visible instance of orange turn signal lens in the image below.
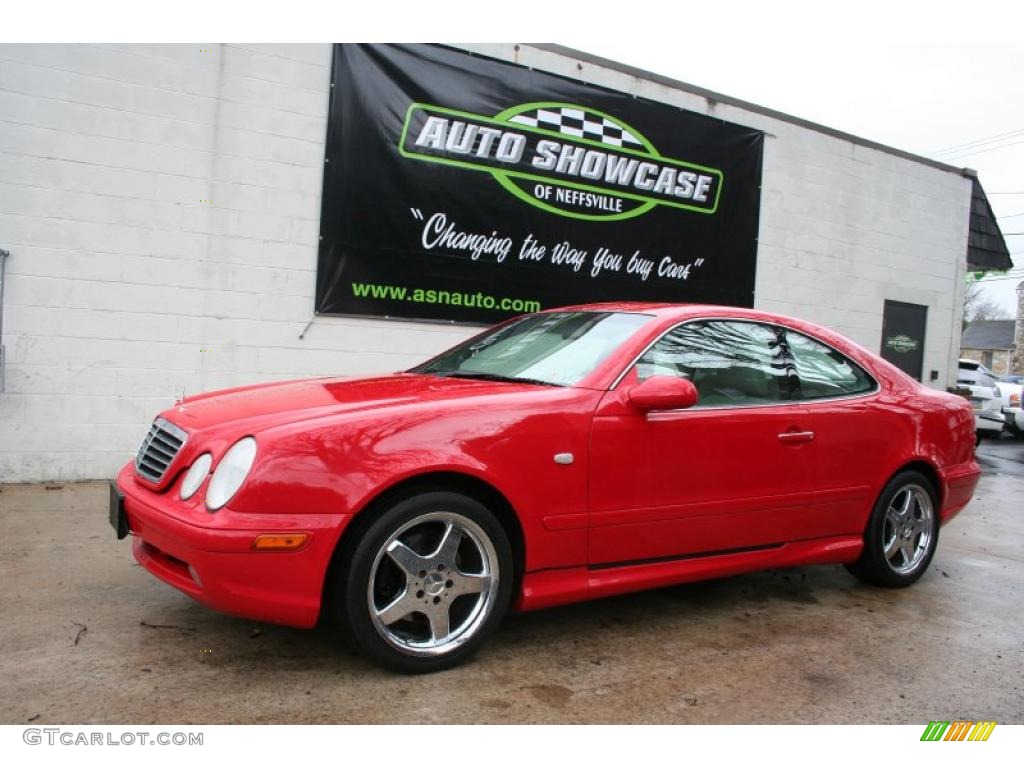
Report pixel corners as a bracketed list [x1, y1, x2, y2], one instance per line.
[251, 533, 309, 551]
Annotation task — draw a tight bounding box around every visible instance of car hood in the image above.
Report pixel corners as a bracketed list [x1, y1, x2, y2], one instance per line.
[163, 373, 550, 434]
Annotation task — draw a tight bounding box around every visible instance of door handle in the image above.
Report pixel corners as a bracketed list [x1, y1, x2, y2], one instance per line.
[778, 431, 815, 444]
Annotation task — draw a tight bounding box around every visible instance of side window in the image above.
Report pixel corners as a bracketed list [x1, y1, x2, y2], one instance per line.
[786, 330, 875, 399]
[635, 321, 797, 406]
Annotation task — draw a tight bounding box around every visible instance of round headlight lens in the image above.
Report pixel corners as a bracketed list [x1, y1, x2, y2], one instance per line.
[179, 453, 212, 500]
[206, 437, 257, 511]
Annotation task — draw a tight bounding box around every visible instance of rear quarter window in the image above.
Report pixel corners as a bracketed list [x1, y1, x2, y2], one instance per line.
[786, 330, 875, 399]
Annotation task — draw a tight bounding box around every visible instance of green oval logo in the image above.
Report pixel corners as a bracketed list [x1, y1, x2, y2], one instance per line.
[399, 101, 724, 221]
[885, 334, 919, 353]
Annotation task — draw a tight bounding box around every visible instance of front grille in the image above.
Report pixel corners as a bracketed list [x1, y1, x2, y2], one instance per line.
[135, 417, 188, 483]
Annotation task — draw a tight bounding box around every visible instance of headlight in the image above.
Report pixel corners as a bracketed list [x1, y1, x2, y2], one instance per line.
[179, 453, 212, 500]
[206, 437, 257, 511]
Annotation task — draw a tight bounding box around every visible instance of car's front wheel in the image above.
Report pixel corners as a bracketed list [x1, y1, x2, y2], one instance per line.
[338, 491, 513, 673]
[845, 470, 939, 588]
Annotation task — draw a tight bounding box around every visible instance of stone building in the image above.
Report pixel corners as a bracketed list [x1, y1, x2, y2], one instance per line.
[961, 281, 1024, 375]
[1015, 282, 1024, 374]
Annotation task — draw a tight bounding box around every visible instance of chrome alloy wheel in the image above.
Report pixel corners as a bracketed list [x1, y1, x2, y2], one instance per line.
[367, 511, 499, 657]
[881, 484, 934, 575]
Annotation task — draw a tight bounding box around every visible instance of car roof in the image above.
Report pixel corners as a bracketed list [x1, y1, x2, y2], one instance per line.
[545, 301, 815, 325]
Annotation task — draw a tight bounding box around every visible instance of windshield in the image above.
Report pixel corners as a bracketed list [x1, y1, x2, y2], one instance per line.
[412, 311, 652, 387]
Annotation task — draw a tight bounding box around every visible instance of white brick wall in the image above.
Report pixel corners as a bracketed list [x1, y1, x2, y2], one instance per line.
[0, 44, 474, 482]
[0, 44, 972, 483]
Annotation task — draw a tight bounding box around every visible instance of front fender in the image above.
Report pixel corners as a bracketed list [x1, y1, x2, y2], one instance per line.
[228, 389, 602, 571]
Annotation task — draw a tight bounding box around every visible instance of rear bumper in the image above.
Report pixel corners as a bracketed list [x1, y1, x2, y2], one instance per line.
[938, 460, 981, 526]
[116, 463, 350, 628]
[1002, 407, 1024, 430]
[975, 411, 1004, 434]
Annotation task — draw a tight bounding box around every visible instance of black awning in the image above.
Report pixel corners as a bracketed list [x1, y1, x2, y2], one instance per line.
[967, 177, 1013, 272]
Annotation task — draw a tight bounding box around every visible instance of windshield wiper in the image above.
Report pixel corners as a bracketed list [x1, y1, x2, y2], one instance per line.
[429, 371, 562, 387]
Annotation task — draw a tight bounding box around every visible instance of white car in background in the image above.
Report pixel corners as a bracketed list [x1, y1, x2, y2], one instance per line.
[958, 360, 1020, 439]
[990, 369, 1023, 437]
[956, 360, 1005, 441]
[962, 360, 1019, 438]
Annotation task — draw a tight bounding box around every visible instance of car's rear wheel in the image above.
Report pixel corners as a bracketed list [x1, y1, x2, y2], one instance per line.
[338, 491, 513, 673]
[845, 470, 939, 588]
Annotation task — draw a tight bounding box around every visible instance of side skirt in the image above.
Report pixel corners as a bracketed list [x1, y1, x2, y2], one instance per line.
[514, 535, 863, 612]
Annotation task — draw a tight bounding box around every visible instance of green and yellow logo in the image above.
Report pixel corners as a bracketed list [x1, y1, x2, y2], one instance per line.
[885, 334, 920, 353]
[920, 720, 997, 741]
[399, 101, 724, 222]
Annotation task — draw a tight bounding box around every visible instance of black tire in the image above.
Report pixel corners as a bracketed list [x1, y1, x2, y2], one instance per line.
[1008, 423, 1023, 439]
[335, 491, 514, 673]
[845, 470, 939, 588]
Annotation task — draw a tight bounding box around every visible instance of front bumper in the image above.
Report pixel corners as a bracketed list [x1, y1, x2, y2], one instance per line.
[114, 463, 350, 628]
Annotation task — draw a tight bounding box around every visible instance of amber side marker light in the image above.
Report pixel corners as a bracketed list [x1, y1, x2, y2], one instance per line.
[252, 533, 309, 551]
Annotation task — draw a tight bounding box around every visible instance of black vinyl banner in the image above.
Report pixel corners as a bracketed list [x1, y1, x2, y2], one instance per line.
[316, 44, 764, 323]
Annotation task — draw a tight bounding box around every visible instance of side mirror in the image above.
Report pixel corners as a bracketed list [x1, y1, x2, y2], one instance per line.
[627, 375, 699, 411]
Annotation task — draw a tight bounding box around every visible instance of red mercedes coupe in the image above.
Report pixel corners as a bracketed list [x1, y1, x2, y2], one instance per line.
[111, 304, 980, 672]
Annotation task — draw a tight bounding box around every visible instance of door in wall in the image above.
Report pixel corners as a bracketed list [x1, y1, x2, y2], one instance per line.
[880, 300, 927, 380]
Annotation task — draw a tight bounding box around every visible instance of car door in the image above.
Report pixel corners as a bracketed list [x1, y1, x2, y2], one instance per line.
[783, 327, 893, 537]
[588, 319, 819, 566]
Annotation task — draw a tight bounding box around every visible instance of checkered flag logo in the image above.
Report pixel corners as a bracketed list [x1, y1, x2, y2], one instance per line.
[400, 101, 724, 219]
[507, 107, 645, 150]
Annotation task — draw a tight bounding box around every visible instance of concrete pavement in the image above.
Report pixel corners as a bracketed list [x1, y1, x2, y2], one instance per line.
[1, 444, 1022, 724]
